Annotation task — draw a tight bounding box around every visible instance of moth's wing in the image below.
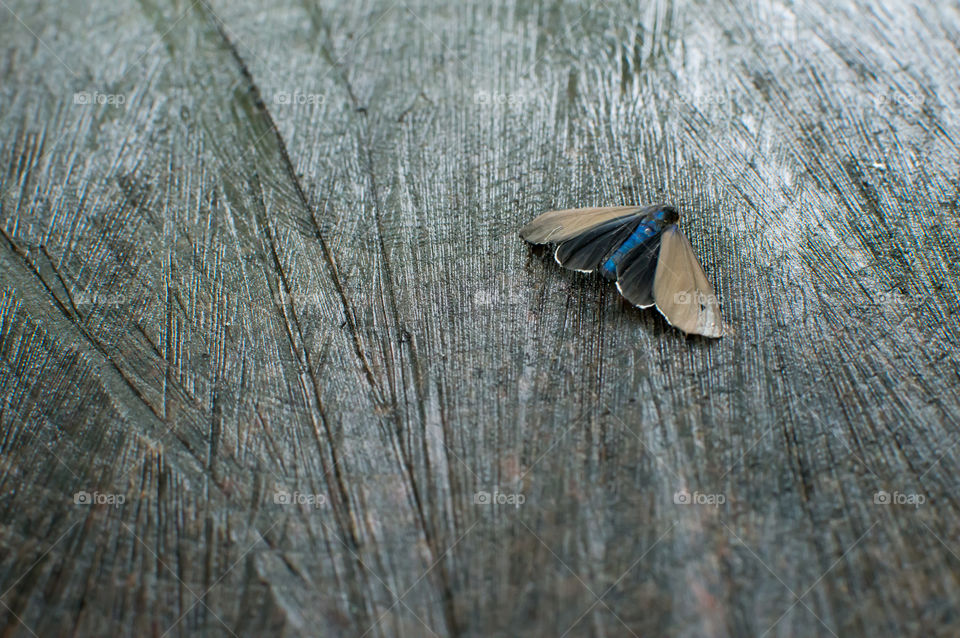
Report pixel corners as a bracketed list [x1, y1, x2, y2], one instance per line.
[652, 226, 726, 338]
[554, 216, 640, 273]
[520, 206, 642, 244]
[614, 231, 664, 308]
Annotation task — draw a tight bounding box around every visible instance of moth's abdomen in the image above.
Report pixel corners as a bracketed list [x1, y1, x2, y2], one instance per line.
[598, 220, 663, 280]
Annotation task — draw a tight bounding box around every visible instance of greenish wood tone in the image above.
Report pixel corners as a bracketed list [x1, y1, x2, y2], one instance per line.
[1, 1, 959, 636]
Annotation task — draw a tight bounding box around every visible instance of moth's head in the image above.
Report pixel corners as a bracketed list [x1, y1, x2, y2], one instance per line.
[652, 205, 679, 224]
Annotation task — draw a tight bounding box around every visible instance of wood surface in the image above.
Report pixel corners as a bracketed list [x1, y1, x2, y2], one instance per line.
[1, 0, 959, 636]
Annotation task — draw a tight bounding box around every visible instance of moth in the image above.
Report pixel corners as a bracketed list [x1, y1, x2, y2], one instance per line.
[520, 204, 728, 338]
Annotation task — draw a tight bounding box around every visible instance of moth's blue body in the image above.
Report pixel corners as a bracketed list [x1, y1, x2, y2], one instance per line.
[598, 208, 674, 280]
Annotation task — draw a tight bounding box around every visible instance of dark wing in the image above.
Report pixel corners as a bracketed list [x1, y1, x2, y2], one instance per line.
[519, 206, 642, 244]
[614, 231, 664, 308]
[652, 225, 726, 338]
[554, 216, 641, 273]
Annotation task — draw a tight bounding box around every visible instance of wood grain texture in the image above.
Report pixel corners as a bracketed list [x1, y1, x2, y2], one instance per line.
[1, 0, 959, 636]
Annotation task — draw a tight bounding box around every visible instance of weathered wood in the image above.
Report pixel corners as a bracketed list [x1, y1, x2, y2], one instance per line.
[1, 0, 959, 636]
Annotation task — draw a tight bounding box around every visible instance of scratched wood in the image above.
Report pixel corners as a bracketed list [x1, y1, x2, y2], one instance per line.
[1, 0, 959, 636]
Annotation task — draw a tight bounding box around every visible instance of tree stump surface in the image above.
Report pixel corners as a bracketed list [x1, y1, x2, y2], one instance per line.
[1, 1, 958, 636]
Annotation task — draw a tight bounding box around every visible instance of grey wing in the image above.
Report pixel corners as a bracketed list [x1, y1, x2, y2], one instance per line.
[519, 206, 642, 244]
[614, 232, 664, 308]
[652, 226, 726, 338]
[554, 216, 640, 273]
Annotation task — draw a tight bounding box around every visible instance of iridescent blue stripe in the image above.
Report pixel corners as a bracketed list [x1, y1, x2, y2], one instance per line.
[599, 219, 660, 278]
